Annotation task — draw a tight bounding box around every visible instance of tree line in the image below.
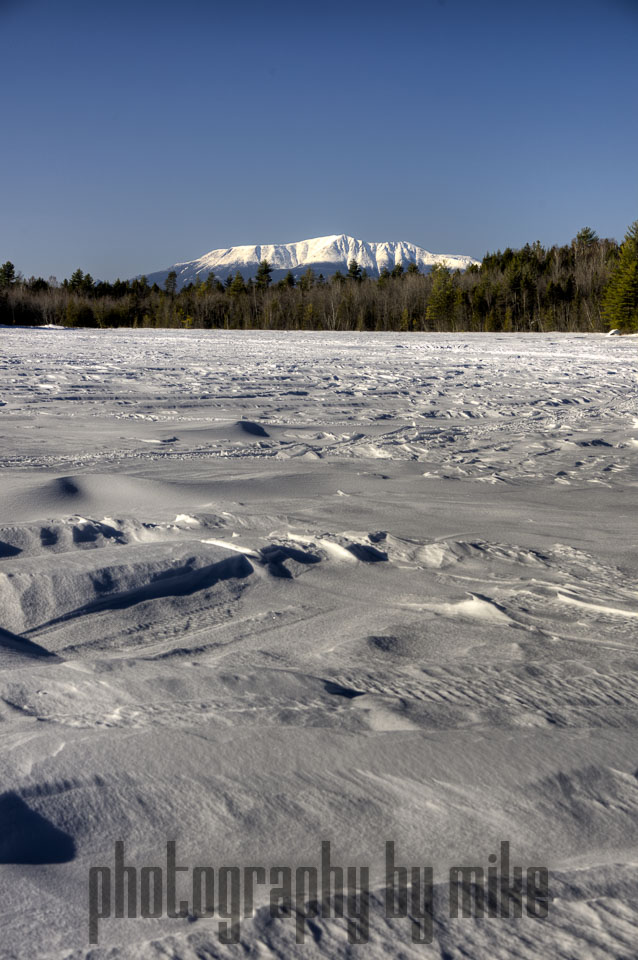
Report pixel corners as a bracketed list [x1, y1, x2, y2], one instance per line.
[1, 223, 636, 333]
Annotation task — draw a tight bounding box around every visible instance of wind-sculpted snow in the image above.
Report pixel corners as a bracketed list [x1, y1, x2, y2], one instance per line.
[0, 330, 637, 959]
[1, 329, 636, 486]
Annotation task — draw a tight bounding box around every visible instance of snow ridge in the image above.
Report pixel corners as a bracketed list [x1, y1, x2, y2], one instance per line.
[143, 234, 480, 287]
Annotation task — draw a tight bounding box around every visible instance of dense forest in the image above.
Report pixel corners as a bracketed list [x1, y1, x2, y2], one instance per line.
[1, 224, 637, 333]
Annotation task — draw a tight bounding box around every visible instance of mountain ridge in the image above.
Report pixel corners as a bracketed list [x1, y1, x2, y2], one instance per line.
[140, 234, 480, 288]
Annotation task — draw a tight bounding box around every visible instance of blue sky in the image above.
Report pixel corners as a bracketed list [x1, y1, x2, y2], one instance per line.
[1, 0, 637, 281]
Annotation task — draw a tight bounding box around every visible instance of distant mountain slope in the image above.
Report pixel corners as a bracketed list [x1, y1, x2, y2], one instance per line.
[140, 234, 479, 288]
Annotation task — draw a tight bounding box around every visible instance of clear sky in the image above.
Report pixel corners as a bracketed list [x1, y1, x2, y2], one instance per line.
[1, 0, 637, 282]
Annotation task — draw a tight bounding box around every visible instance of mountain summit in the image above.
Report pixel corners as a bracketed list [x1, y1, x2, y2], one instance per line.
[141, 235, 479, 288]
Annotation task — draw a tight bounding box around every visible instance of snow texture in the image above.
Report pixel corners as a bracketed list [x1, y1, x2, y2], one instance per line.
[0, 328, 637, 959]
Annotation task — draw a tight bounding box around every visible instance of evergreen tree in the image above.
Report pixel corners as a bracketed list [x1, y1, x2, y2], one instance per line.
[573, 226, 598, 251]
[601, 220, 638, 332]
[425, 265, 455, 327]
[165, 271, 178, 296]
[228, 271, 245, 297]
[27, 276, 49, 292]
[347, 258, 362, 281]
[255, 259, 273, 290]
[299, 267, 315, 291]
[69, 268, 85, 291]
[0, 261, 17, 287]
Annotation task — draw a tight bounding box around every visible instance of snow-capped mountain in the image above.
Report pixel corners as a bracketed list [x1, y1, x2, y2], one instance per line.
[141, 235, 479, 288]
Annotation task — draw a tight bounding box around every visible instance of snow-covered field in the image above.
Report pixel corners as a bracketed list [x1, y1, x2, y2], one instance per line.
[0, 329, 637, 959]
